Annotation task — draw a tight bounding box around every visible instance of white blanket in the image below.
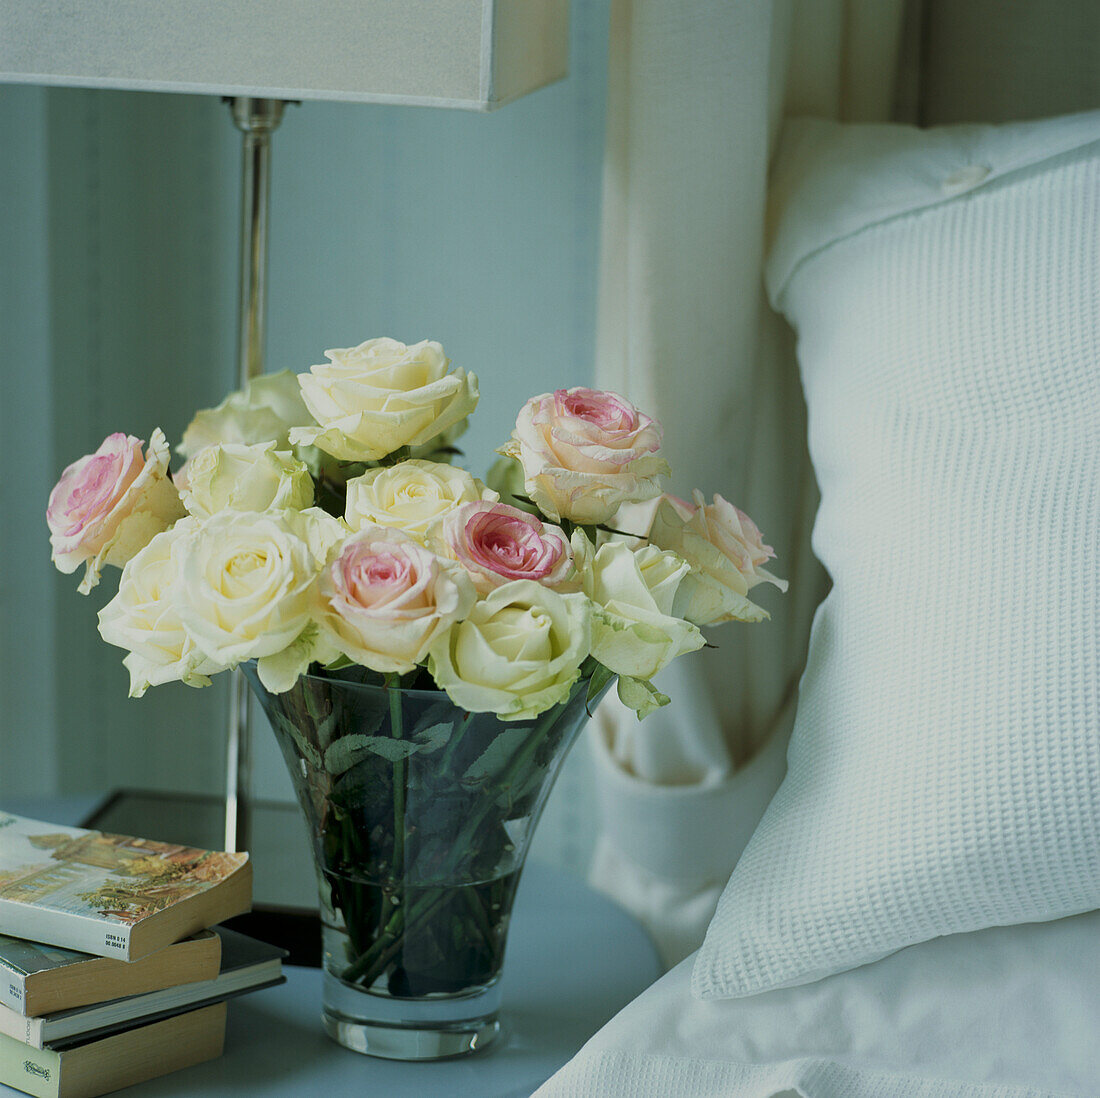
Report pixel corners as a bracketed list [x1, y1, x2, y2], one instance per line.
[535, 910, 1100, 1097]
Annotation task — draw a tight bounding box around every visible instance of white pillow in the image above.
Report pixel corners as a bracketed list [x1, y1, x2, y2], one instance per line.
[537, 911, 1100, 1098]
[693, 110, 1100, 1000]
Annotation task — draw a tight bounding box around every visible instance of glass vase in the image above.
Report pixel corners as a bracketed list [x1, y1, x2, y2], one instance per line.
[242, 664, 600, 1060]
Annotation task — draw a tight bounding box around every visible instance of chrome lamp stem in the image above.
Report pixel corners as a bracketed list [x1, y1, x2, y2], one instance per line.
[223, 96, 288, 854]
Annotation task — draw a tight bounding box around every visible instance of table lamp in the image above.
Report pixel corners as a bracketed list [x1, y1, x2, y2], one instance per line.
[2, 1, 570, 862]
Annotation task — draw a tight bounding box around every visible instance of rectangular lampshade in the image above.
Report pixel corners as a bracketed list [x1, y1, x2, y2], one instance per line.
[0, 0, 569, 111]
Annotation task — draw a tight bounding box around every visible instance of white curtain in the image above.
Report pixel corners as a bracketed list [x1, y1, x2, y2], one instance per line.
[589, 0, 906, 966]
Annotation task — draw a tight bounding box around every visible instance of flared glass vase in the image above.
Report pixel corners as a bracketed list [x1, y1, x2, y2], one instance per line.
[242, 664, 598, 1060]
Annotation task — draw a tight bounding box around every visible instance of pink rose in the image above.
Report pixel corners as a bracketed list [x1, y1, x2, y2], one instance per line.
[47, 429, 184, 594]
[437, 501, 574, 594]
[499, 387, 669, 525]
[316, 526, 475, 673]
[694, 494, 777, 576]
[649, 490, 787, 626]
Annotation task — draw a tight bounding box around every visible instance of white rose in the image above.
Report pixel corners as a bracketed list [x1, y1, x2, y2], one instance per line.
[316, 526, 475, 674]
[649, 491, 787, 625]
[180, 441, 314, 519]
[172, 508, 346, 685]
[344, 459, 495, 542]
[290, 338, 479, 462]
[97, 520, 223, 697]
[571, 533, 704, 681]
[428, 580, 591, 721]
[178, 371, 316, 460]
[498, 388, 669, 525]
[288, 507, 351, 565]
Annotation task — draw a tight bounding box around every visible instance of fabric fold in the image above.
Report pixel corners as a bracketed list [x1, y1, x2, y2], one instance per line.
[537, 910, 1100, 1098]
[588, 689, 791, 967]
[767, 109, 1100, 306]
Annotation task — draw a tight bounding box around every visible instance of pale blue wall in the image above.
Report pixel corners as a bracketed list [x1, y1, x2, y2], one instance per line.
[0, 0, 609, 874]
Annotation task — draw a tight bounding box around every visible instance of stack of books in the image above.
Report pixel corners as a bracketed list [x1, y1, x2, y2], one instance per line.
[0, 811, 283, 1098]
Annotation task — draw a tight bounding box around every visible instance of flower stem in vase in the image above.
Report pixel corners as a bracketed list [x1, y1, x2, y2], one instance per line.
[387, 676, 406, 876]
[446, 704, 560, 868]
[438, 710, 474, 779]
[342, 886, 448, 987]
[346, 674, 407, 988]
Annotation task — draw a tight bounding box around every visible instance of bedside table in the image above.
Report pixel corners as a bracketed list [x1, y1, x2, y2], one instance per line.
[0, 799, 660, 1097]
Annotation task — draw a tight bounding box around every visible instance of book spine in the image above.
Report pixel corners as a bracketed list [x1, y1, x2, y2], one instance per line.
[0, 1030, 59, 1098]
[0, 1001, 41, 1047]
[0, 969, 27, 1015]
[0, 899, 132, 961]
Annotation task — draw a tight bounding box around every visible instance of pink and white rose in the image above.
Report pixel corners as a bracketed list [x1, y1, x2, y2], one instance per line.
[648, 491, 788, 625]
[316, 526, 475, 674]
[499, 388, 669, 526]
[436, 501, 573, 594]
[47, 429, 185, 594]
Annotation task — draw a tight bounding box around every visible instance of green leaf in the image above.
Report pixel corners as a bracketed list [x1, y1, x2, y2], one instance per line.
[378, 445, 412, 467]
[617, 676, 671, 720]
[495, 768, 543, 810]
[411, 700, 455, 735]
[463, 727, 530, 784]
[275, 714, 322, 770]
[586, 663, 616, 711]
[338, 689, 388, 740]
[315, 711, 340, 753]
[324, 734, 421, 774]
[412, 722, 452, 755]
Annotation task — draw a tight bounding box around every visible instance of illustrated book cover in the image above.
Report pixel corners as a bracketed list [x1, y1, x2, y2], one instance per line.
[0, 813, 251, 962]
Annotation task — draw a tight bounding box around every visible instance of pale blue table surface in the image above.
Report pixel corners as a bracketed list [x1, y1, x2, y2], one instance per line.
[0, 796, 661, 1098]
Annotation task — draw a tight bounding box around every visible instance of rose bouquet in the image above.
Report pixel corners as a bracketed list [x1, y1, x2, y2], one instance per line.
[46, 337, 786, 1046]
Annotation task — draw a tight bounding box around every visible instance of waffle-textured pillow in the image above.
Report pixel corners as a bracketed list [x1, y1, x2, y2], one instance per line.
[693, 110, 1100, 1000]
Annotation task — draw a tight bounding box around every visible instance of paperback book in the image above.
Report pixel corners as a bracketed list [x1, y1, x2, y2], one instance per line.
[0, 930, 221, 1017]
[0, 813, 251, 962]
[0, 927, 284, 1048]
[0, 1002, 226, 1098]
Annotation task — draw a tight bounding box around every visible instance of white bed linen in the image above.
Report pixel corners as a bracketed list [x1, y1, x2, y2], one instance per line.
[535, 910, 1100, 1098]
[696, 112, 1100, 1000]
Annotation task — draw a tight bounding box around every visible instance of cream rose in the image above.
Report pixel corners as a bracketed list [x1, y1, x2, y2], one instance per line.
[97, 519, 223, 697]
[290, 338, 479, 462]
[316, 526, 475, 674]
[571, 533, 704, 681]
[648, 491, 787, 625]
[344, 459, 495, 541]
[180, 442, 314, 519]
[428, 580, 591, 721]
[437, 501, 574, 594]
[172, 508, 346, 688]
[499, 388, 669, 526]
[178, 371, 316, 459]
[47, 429, 185, 594]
